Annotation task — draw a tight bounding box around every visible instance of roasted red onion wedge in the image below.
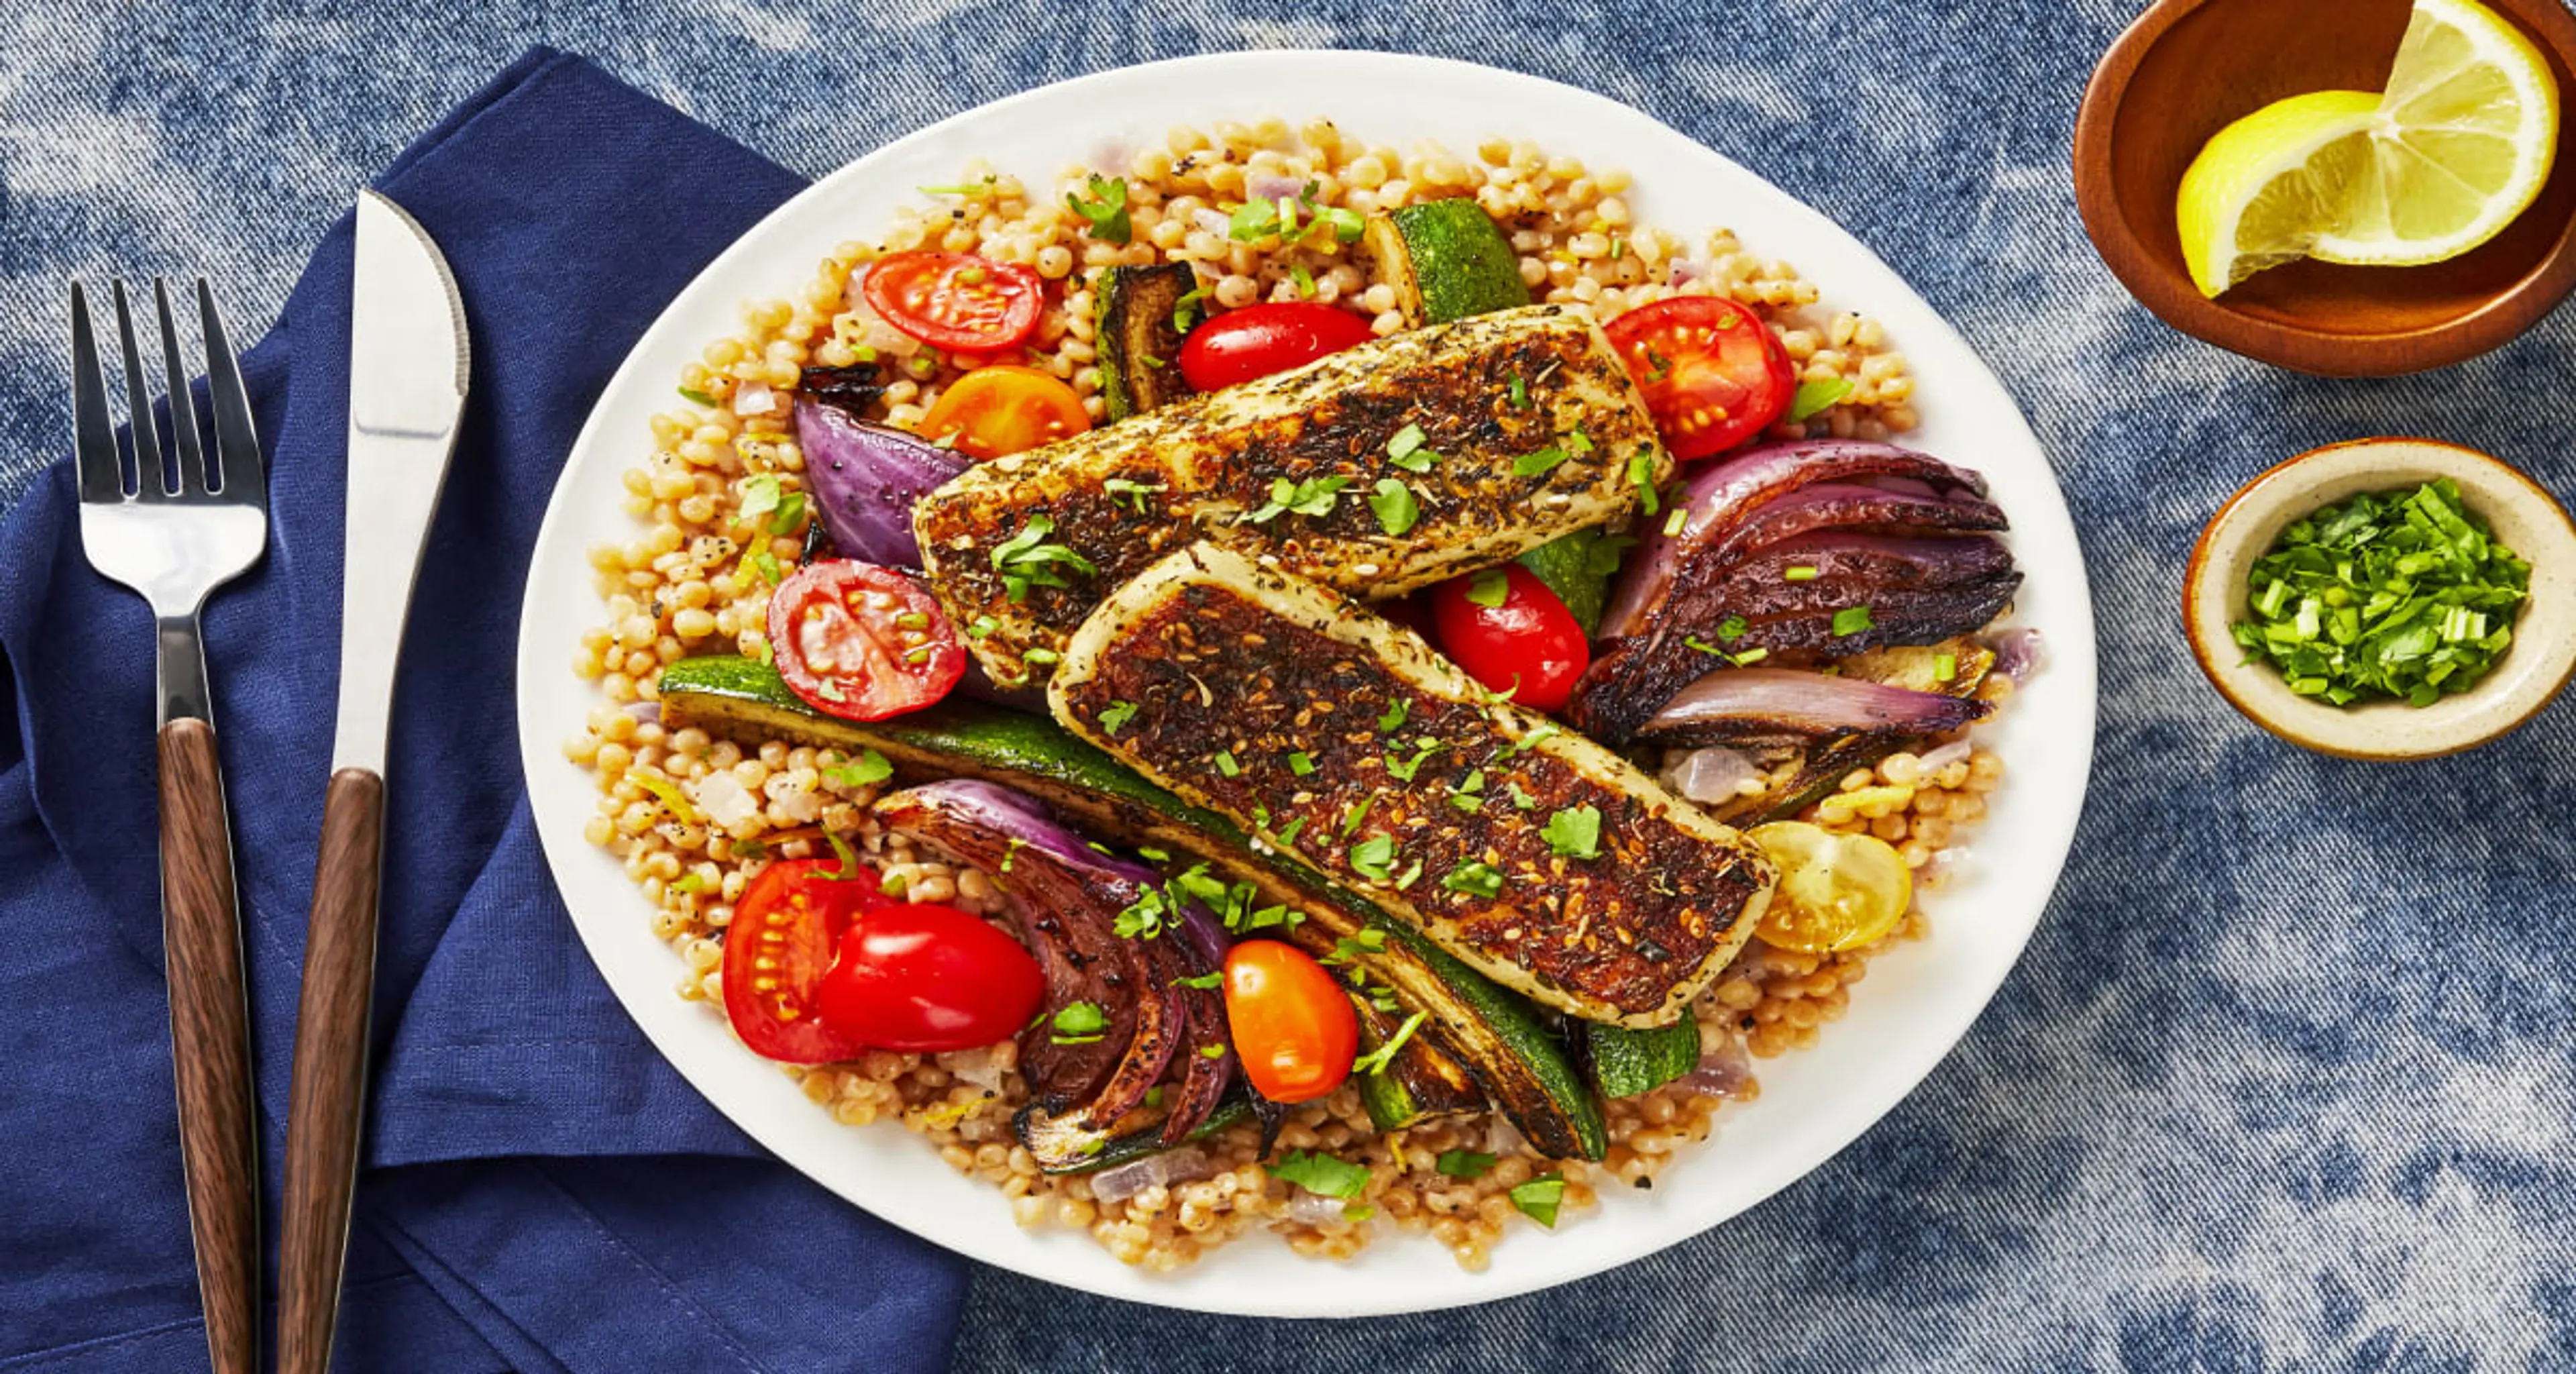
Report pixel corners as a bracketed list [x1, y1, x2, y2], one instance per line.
[1636, 667, 1992, 747]
[795, 397, 969, 569]
[873, 780, 1232, 1133]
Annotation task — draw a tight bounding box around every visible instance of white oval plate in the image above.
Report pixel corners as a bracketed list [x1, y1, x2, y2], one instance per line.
[517, 51, 2098, 1318]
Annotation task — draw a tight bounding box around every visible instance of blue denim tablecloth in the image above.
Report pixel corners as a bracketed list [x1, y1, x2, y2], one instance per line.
[5, 3, 2573, 1370]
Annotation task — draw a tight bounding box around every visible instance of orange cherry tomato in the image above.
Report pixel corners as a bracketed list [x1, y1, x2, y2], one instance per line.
[919, 366, 1091, 460]
[1222, 940, 1358, 1104]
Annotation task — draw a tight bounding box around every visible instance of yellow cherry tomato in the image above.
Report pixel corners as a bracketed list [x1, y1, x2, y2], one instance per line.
[1748, 821, 1913, 953]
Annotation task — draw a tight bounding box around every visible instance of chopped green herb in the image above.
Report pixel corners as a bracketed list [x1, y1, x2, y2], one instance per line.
[1644, 347, 1674, 384]
[1664, 507, 1686, 537]
[1021, 647, 1059, 666]
[1383, 741, 1442, 783]
[768, 490, 808, 537]
[1102, 476, 1167, 515]
[1831, 605, 1875, 637]
[1377, 697, 1411, 733]
[671, 871, 708, 896]
[1542, 805, 1603, 860]
[1784, 566, 1821, 582]
[822, 749, 894, 789]
[1291, 262, 1317, 299]
[1442, 861, 1505, 898]
[1245, 474, 1353, 525]
[1114, 886, 1170, 941]
[991, 514, 1097, 602]
[1393, 858, 1424, 890]
[1138, 846, 1173, 863]
[1350, 1010, 1430, 1076]
[749, 547, 782, 586]
[1514, 445, 1570, 479]
[1051, 1001, 1109, 1045]
[1628, 450, 1662, 516]
[1717, 615, 1750, 641]
[1215, 750, 1241, 778]
[1067, 174, 1132, 244]
[823, 830, 865, 881]
[1173, 969, 1224, 990]
[1368, 478, 1421, 537]
[1339, 796, 1374, 837]
[966, 615, 1000, 639]
[1171, 284, 1210, 334]
[1227, 199, 1281, 242]
[1786, 376, 1855, 423]
[1504, 721, 1560, 757]
[1199, 1043, 1227, 1059]
[1507, 782, 1538, 810]
[1097, 700, 1140, 735]
[1342, 1202, 1377, 1222]
[1466, 568, 1511, 609]
[916, 180, 990, 195]
[736, 474, 784, 527]
[1273, 1149, 1372, 1198]
[1437, 1149, 1498, 1179]
[678, 385, 718, 408]
[1566, 428, 1594, 455]
[1507, 374, 1529, 409]
[1509, 1173, 1566, 1227]
[2229, 479, 2528, 708]
[1001, 837, 1024, 874]
[1289, 751, 1316, 776]
[1322, 929, 1388, 965]
[1934, 652, 1960, 683]
[1269, 816, 1306, 849]
[1368, 984, 1402, 1012]
[1348, 833, 1399, 882]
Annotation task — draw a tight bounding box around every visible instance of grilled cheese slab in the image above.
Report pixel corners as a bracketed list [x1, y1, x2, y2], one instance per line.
[1048, 542, 1774, 1027]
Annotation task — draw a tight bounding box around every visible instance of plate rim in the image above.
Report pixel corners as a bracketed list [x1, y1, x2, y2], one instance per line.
[514, 48, 2100, 1318]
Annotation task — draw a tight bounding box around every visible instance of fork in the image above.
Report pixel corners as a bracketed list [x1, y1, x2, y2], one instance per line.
[70, 279, 266, 1374]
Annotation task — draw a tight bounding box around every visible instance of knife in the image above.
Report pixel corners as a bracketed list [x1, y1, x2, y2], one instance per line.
[278, 190, 470, 1374]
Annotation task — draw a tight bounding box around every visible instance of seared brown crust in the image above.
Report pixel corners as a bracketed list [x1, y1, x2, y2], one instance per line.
[914, 304, 1665, 686]
[1048, 543, 1774, 1026]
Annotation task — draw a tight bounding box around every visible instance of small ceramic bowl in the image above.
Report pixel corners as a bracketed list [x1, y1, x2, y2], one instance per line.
[2185, 438, 2576, 757]
[2074, 0, 2576, 376]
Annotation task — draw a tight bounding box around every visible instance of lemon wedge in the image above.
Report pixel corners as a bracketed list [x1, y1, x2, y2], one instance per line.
[1747, 822, 1913, 955]
[2312, 0, 2561, 268]
[2178, 91, 2385, 297]
[2176, 0, 2559, 298]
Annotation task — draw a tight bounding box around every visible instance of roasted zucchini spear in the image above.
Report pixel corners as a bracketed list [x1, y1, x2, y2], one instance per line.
[1363, 197, 1530, 327]
[1092, 262, 1199, 421]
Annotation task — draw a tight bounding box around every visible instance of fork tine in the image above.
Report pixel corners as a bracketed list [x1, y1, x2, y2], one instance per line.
[111, 280, 170, 498]
[69, 283, 129, 503]
[154, 278, 210, 496]
[197, 281, 263, 507]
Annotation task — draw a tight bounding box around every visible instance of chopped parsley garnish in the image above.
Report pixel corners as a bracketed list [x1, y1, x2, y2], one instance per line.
[768, 490, 807, 537]
[746, 547, 782, 586]
[1102, 476, 1167, 514]
[736, 473, 784, 527]
[2229, 478, 2529, 707]
[1787, 376, 1854, 423]
[1436, 1149, 1498, 1180]
[1383, 741, 1442, 782]
[1289, 751, 1316, 776]
[1291, 262, 1316, 299]
[1831, 605, 1875, 637]
[1268, 815, 1306, 849]
[1368, 478, 1421, 537]
[1448, 769, 1487, 813]
[1442, 861, 1505, 898]
[822, 749, 894, 789]
[1716, 615, 1750, 641]
[1348, 833, 1399, 882]
[1066, 174, 1132, 243]
[1386, 422, 1439, 473]
[1097, 700, 1140, 734]
[1349, 1010, 1430, 1076]
[1542, 804, 1603, 860]
[1393, 859, 1424, 890]
[1227, 198, 1282, 242]
[1245, 474, 1352, 524]
[1339, 796, 1374, 837]
[1214, 749, 1241, 778]
[1050, 1002, 1109, 1045]
[1783, 565, 1821, 582]
[1507, 781, 1540, 810]
[1171, 284, 1210, 334]
[1503, 721, 1560, 757]
[1322, 929, 1388, 965]
[1273, 1149, 1372, 1199]
[1509, 1173, 1566, 1227]
[1297, 182, 1366, 242]
[1173, 969, 1223, 990]
[1514, 445, 1570, 479]
[991, 515, 1097, 602]
[1377, 697, 1410, 732]
[1466, 568, 1511, 609]
[677, 385, 718, 408]
[1566, 428, 1594, 455]
[1367, 984, 1402, 1012]
[823, 830, 865, 881]
[1114, 887, 1171, 940]
[1627, 451, 1661, 516]
[1507, 374, 1529, 409]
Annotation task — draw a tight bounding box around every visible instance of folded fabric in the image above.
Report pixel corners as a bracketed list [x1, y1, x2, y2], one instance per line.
[0, 48, 965, 1373]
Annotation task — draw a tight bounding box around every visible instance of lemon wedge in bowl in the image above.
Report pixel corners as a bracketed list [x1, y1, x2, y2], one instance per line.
[2178, 91, 2386, 298]
[2176, 0, 2561, 299]
[2311, 0, 2562, 269]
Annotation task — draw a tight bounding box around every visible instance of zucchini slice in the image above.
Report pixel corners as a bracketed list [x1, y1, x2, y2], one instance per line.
[656, 655, 1608, 1159]
[1351, 993, 1487, 1132]
[1585, 1019, 1703, 1099]
[1093, 262, 1199, 421]
[1513, 525, 1636, 637]
[1016, 1098, 1254, 1175]
[1363, 198, 1531, 327]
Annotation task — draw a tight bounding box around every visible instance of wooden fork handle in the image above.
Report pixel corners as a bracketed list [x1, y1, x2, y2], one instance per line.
[278, 767, 386, 1374]
[157, 718, 260, 1374]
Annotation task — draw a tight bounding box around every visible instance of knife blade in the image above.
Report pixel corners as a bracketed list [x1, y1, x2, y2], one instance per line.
[278, 189, 469, 1374]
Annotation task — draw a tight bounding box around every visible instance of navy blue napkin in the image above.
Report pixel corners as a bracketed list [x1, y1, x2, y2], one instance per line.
[0, 49, 965, 1372]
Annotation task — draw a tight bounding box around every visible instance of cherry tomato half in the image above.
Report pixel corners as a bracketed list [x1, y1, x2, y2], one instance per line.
[1176, 301, 1376, 393]
[861, 250, 1044, 352]
[1222, 940, 1358, 1105]
[723, 858, 890, 1064]
[767, 560, 966, 721]
[919, 365, 1092, 460]
[814, 902, 1046, 1053]
[1430, 564, 1591, 713]
[1603, 297, 1795, 462]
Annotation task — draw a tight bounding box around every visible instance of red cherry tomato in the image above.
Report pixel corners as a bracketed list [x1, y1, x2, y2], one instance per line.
[1222, 940, 1358, 1104]
[1177, 302, 1376, 393]
[722, 858, 890, 1064]
[767, 560, 966, 721]
[919, 366, 1092, 460]
[861, 250, 1044, 352]
[814, 902, 1046, 1053]
[1430, 564, 1591, 713]
[1603, 297, 1796, 461]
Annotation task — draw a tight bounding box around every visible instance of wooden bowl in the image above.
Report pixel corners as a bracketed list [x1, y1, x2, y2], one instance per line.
[2184, 438, 2576, 758]
[2074, 0, 2576, 376]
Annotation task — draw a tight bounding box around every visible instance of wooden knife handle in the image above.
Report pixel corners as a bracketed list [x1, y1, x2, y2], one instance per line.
[278, 767, 386, 1374]
[156, 719, 260, 1374]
